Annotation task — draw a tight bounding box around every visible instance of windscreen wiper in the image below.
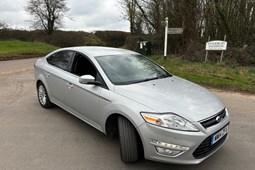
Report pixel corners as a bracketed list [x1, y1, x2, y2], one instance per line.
[135, 77, 159, 83]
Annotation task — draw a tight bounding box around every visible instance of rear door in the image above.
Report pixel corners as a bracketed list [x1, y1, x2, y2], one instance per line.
[44, 50, 75, 106]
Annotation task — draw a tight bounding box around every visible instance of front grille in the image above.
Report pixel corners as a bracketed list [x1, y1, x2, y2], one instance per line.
[200, 109, 226, 129]
[193, 132, 227, 159]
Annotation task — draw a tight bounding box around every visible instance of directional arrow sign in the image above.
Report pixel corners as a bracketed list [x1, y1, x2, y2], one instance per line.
[168, 28, 183, 34]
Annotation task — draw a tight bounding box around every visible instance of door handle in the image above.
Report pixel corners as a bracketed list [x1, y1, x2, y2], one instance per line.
[67, 82, 73, 89]
[45, 72, 50, 77]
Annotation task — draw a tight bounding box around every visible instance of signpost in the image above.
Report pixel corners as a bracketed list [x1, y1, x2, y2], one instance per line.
[164, 17, 168, 59]
[163, 17, 183, 59]
[205, 35, 227, 63]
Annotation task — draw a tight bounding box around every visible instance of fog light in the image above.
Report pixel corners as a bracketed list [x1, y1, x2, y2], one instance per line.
[155, 147, 182, 156]
[151, 140, 189, 157]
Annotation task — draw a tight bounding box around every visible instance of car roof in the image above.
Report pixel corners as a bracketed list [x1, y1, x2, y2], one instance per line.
[60, 46, 139, 57]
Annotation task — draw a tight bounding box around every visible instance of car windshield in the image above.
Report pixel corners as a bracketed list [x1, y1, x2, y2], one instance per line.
[96, 54, 171, 85]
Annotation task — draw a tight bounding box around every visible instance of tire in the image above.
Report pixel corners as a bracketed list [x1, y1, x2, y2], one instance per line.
[118, 116, 139, 163]
[37, 82, 54, 108]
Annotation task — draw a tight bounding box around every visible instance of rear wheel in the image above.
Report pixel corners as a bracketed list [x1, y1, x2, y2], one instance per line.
[37, 82, 53, 108]
[118, 116, 139, 163]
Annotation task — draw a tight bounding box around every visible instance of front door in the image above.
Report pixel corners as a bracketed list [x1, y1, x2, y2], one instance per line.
[63, 53, 105, 131]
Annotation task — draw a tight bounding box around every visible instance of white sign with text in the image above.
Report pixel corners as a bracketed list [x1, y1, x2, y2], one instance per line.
[206, 41, 227, 51]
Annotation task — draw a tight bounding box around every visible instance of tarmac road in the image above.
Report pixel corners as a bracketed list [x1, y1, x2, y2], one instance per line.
[0, 58, 255, 170]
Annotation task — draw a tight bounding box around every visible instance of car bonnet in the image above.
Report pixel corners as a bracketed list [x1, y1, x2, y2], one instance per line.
[114, 76, 225, 122]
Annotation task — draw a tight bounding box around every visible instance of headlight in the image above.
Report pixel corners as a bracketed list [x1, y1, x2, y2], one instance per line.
[141, 112, 199, 132]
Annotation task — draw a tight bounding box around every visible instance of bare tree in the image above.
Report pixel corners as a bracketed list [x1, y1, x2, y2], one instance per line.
[25, 0, 70, 35]
[0, 20, 8, 29]
[120, 0, 255, 48]
[119, 0, 143, 34]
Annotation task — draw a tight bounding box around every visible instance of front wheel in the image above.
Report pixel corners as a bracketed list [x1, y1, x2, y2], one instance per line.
[37, 82, 53, 108]
[118, 116, 139, 163]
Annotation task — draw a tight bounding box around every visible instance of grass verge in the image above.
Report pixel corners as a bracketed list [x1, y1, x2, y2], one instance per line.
[150, 55, 255, 94]
[0, 40, 57, 61]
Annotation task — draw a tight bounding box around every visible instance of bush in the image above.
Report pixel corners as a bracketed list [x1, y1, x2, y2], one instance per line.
[0, 29, 30, 41]
[95, 31, 129, 47]
[182, 41, 255, 66]
[124, 35, 141, 52]
[46, 31, 84, 47]
[224, 46, 255, 66]
[124, 34, 165, 55]
[182, 40, 206, 61]
[83, 33, 105, 46]
[0, 29, 104, 47]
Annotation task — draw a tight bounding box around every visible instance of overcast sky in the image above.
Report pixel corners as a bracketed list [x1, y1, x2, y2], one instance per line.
[0, 0, 130, 32]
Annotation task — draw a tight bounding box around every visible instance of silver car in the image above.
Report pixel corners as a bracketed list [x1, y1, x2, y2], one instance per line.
[34, 46, 230, 164]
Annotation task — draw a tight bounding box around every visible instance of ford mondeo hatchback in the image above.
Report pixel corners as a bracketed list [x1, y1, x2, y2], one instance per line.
[34, 47, 230, 164]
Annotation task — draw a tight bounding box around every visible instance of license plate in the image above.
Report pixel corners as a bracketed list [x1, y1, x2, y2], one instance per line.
[211, 126, 228, 145]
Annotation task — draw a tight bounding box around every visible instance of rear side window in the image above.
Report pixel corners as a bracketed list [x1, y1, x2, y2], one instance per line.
[47, 51, 74, 72]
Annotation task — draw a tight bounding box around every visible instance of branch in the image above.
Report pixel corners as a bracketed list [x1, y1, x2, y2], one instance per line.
[134, 0, 155, 29]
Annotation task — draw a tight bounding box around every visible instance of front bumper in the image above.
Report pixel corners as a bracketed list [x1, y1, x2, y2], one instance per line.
[137, 113, 230, 164]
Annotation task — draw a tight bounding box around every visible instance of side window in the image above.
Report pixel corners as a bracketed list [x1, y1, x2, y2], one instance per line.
[47, 51, 74, 72]
[72, 54, 107, 88]
[73, 54, 97, 77]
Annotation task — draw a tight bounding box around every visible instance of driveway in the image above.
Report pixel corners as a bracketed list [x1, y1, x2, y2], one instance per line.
[0, 58, 255, 170]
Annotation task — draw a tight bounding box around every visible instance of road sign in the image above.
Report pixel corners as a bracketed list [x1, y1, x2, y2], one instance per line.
[205, 36, 227, 63]
[168, 28, 183, 34]
[206, 41, 227, 51]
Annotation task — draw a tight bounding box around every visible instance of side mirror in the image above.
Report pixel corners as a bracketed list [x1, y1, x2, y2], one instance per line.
[79, 75, 95, 84]
[79, 75, 102, 86]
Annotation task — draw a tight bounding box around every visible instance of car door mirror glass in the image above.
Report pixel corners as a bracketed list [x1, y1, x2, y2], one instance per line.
[79, 75, 95, 84]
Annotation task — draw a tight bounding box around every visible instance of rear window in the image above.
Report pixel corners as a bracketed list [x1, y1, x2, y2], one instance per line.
[47, 51, 74, 72]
